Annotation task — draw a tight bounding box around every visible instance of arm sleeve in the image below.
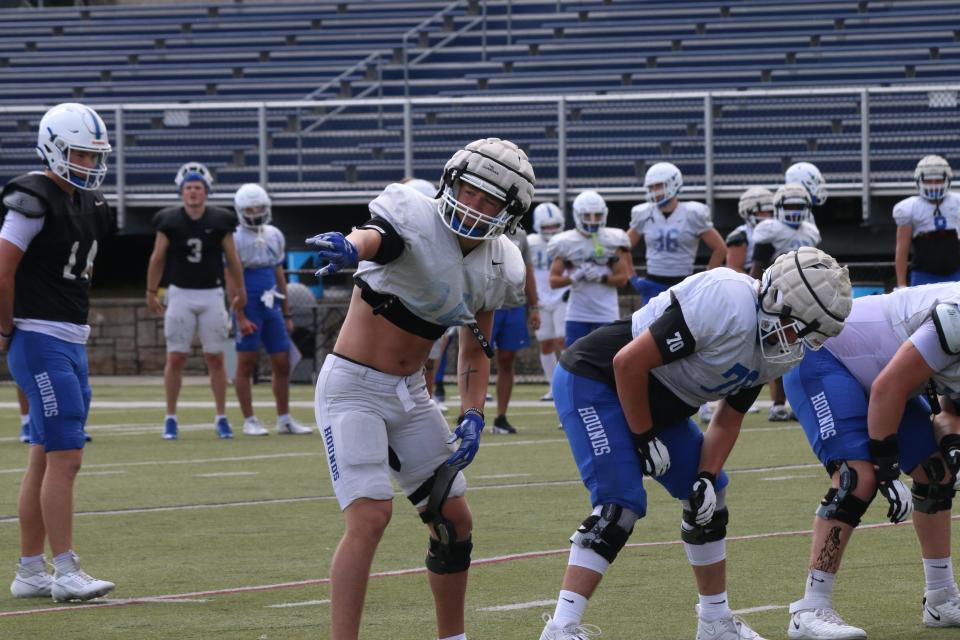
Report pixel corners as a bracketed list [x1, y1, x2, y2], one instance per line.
[752, 242, 775, 268]
[725, 384, 764, 414]
[0, 209, 44, 252]
[725, 228, 748, 247]
[646, 294, 697, 363]
[357, 216, 405, 264]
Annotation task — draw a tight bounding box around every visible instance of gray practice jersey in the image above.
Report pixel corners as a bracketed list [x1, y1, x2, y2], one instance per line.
[752, 218, 821, 259]
[235, 224, 285, 268]
[892, 193, 960, 236]
[631, 268, 796, 407]
[824, 282, 960, 398]
[629, 200, 713, 277]
[529, 232, 567, 307]
[548, 227, 631, 323]
[356, 183, 526, 327]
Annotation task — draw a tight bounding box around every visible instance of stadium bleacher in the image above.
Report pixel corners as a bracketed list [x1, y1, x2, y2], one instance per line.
[0, 0, 958, 204]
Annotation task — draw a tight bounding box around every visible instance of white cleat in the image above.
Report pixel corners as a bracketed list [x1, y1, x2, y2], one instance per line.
[788, 608, 866, 639]
[697, 615, 767, 640]
[242, 417, 269, 436]
[923, 586, 960, 627]
[51, 555, 115, 602]
[768, 404, 791, 422]
[540, 391, 554, 402]
[698, 402, 714, 425]
[277, 417, 313, 435]
[539, 613, 602, 639]
[10, 561, 53, 598]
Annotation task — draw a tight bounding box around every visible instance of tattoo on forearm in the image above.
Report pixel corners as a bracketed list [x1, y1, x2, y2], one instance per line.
[460, 364, 479, 393]
[813, 526, 843, 573]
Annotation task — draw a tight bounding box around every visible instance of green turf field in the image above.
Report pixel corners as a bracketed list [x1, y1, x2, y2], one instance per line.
[0, 381, 955, 639]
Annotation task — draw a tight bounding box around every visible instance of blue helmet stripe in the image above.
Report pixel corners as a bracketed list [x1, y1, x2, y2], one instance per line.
[82, 106, 102, 140]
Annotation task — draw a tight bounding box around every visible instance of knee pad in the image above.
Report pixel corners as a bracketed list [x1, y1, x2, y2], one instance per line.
[816, 462, 872, 527]
[913, 457, 955, 514]
[426, 535, 472, 574]
[570, 503, 638, 563]
[680, 507, 728, 545]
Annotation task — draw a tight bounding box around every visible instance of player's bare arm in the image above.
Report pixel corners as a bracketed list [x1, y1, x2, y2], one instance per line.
[0, 239, 24, 351]
[221, 233, 248, 311]
[700, 227, 727, 269]
[612, 329, 663, 437]
[605, 248, 633, 288]
[458, 309, 494, 412]
[145, 231, 169, 315]
[548, 256, 572, 288]
[699, 399, 747, 477]
[867, 340, 935, 441]
[894, 224, 913, 288]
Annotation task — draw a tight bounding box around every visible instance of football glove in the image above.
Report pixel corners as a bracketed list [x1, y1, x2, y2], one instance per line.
[869, 435, 913, 523]
[569, 263, 592, 283]
[688, 472, 718, 525]
[940, 433, 960, 489]
[306, 232, 359, 276]
[445, 409, 484, 470]
[633, 430, 670, 477]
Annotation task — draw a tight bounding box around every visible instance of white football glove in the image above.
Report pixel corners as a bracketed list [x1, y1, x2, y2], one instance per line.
[688, 473, 718, 525]
[582, 263, 608, 282]
[878, 478, 913, 523]
[633, 432, 670, 477]
[569, 263, 592, 283]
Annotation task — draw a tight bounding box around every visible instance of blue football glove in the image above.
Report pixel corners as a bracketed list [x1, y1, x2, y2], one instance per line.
[306, 232, 359, 276]
[445, 409, 484, 470]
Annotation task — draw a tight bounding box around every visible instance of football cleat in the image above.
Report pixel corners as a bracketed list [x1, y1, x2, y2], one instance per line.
[277, 417, 313, 435]
[541, 391, 554, 402]
[242, 417, 269, 436]
[162, 417, 178, 440]
[923, 586, 960, 627]
[51, 555, 114, 602]
[10, 561, 53, 598]
[539, 613, 602, 640]
[215, 417, 234, 439]
[788, 608, 866, 639]
[698, 615, 767, 640]
[19, 422, 30, 444]
[491, 415, 518, 434]
[768, 405, 792, 422]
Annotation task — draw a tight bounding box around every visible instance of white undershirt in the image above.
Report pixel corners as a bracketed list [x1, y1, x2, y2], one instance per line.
[0, 209, 90, 344]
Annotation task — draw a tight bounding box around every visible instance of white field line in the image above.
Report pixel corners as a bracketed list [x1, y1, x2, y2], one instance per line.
[1, 516, 945, 619]
[266, 599, 331, 608]
[474, 473, 532, 479]
[477, 599, 556, 612]
[194, 471, 259, 478]
[761, 474, 817, 481]
[732, 605, 787, 615]
[0, 451, 315, 476]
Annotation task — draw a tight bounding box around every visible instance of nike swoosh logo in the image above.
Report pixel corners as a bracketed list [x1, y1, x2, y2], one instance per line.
[492, 260, 503, 266]
[810, 577, 824, 583]
[933, 564, 949, 569]
[561, 597, 574, 603]
[94, 200, 105, 206]
[708, 600, 727, 605]
[793, 620, 801, 630]
[926, 606, 941, 621]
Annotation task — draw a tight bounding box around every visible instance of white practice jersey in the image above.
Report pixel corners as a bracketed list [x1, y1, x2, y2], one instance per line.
[629, 200, 713, 277]
[356, 183, 526, 327]
[529, 232, 567, 307]
[548, 227, 631, 324]
[725, 222, 756, 272]
[631, 268, 796, 407]
[235, 224, 285, 268]
[892, 193, 960, 236]
[824, 282, 960, 398]
[752, 218, 821, 259]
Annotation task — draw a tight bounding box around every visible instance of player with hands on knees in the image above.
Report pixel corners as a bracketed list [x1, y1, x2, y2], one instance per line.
[311, 138, 534, 640]
[539, 247, 852, 640]
[783, 284, 960, 639]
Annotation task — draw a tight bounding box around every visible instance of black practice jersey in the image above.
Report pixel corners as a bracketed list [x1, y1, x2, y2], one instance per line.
[153, 205, 235, 289]
[1, 173, 114, 325]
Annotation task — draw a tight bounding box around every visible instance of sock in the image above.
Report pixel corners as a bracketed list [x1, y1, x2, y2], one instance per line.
[553, 589, 588, 628]
[277, 413, 291, 424]
[799, 569, 836, 609]
[698, 591, 732, 621]
[19, 554, 44, 567]
[19, 414, 30, 426]
[539, 352, 557, 384]
[165, 414, 177, 423]
[244, 415, 257, 423]
[438, 635, 465, 640]
[53, 551, 77, 574]
[924, 557, 956, 592]
[215, 414, 227, 423]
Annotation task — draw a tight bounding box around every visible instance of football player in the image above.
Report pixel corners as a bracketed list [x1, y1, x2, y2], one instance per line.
[2, 103, 116, 602]
[750, 184, 822, 422]
[539, 248, 852, 640]
[145, 162, 251, 440]
[785, 161, 829, 208]
[725, 187, 775, 274]
[230, 183, 312, 437]
[548, 190, 632, 347]
[783, 282, 960, 638]
[894, 155, 960, 287]
[529, 202, 567, 401]
[308, 138, 533, 640]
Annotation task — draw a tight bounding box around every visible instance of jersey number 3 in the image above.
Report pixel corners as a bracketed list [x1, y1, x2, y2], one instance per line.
[186, 238, 203, 263]
[62, 240, 98, 281]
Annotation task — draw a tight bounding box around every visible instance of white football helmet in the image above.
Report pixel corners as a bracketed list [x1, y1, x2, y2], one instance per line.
[35, 102, 111, 191]
[738, 186, 775, 227]
[785, 161, 827, 205]
[914, 155, 952, 202]
[644, 162, 682, 207]
[439, 138, 535, 240]
[774, 183, 813, 228]
[532, 202, 565, 240]
[234, 183, 271, 229]
[757, 247, 852, 363]
[402, 178, 437, 198]
[572, 190, 608, 234]
[175, 162, 214, 192]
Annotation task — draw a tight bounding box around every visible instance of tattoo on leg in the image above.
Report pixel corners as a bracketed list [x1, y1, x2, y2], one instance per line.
[459, 364, 479, 393]
[813, 526, 843, 573]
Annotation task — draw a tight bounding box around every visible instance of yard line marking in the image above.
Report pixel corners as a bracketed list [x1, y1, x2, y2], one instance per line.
[3, 515, 942, 619]
[195, 471, 259, 478]
[266, 599, 330, 608]
[761, 474, 817, 481]
[478, 599, 556, 612]
[0, 451, 316, 475]
[79, 470, 127, 477]
[474, 473, 531, 479]
[732, 605, 787, 615]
